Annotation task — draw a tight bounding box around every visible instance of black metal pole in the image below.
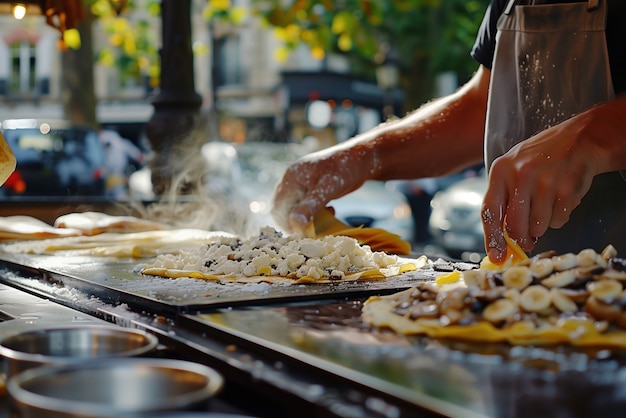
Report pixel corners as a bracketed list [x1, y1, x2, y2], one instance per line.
[144, 0, 203, 195]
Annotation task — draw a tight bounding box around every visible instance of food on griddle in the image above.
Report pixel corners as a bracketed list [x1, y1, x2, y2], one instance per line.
[0, 131, 16, 186]
[479, 225, 529, 270]
[1, 228, 234, 258]
[304, 206, 412, 255]
[363, 245, 626, 347]
[0, 212, 169, 243]
[141, 226, 426, 284]
[0, 216, 82, 242]
[54, 211, 171, 235]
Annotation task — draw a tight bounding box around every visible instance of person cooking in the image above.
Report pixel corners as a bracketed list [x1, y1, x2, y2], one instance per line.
[271, 0, 626, 263]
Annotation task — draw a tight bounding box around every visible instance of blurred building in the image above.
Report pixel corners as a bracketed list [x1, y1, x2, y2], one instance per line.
[0, 0, 401, 146]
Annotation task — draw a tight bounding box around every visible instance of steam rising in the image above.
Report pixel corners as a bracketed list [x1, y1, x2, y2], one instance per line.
[125, 118, 257, 238]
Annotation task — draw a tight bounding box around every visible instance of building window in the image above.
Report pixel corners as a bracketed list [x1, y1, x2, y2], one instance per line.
[216, 35, 242, 86]
[9, 41, 36, 96]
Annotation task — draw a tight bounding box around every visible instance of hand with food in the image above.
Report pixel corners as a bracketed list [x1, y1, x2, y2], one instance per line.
[273, 0, 626, 260]
[271, 141, 375, 234]
[482, 97, 626, 264]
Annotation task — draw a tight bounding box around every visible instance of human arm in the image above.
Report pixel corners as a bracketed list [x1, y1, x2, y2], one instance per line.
[482, 94, 626, 263]
[271, 65, 491, 233]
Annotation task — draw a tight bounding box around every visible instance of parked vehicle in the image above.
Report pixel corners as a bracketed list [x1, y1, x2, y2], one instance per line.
[428, 173, 487, 260]
[0, 119, 106, 197]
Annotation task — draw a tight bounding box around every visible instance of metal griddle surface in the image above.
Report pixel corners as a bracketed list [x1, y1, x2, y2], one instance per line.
[2, 251, 626, 417]
[0, 251, 437, 314]
[185, 298, 626, 418]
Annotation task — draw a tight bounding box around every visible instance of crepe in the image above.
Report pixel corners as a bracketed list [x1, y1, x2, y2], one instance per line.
[0, 211, 424, 285]
[141, 226, 427, 284]
[363, 244, 626, 348]
[305, 206, 412, 256]
[1, 228, 235, 258]
[54, 211, 171, 235]
[0, 216, 82, 242]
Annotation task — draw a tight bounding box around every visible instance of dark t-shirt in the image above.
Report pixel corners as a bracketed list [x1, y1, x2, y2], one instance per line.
[471, 0, 626, 93]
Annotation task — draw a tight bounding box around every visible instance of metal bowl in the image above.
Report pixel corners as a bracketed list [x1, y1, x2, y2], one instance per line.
[8, 358, 224, 418]
[0, 325, 158, 377]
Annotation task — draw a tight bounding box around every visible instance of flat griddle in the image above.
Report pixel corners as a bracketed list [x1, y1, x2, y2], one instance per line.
[0, 251, 438, 315]
[181, 298, 626, 418]
[3, 250, 626, 417]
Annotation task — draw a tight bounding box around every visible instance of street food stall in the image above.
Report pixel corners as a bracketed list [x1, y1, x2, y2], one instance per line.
[0, 212, 625, 418]
[1, 2, 626, 417]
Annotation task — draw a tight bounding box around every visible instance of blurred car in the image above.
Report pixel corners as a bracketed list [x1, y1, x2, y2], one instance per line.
[428, 173, 487, 260]
[0, 119, 106, 197]
[129, 141, 414, 241]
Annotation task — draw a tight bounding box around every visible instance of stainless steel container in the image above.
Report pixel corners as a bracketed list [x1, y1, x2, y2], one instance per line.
[0, 325, 158, 377]
[7, 358, 224, 417]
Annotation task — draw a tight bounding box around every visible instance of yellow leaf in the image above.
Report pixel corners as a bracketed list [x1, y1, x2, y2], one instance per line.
[274, 46, 290, 63]
[137, 56, 149, 69]
[63, 29, 81, 50]
[123, 38, 136, 55]
[338, 33, 352, 51]
[273, 27, 288, 41]
[331, 11, 353, 34]
[295, 9, 307, 20]
[230, 7, 247, 25]
[210, 0, 231, 11]
[91, 0, 112, 17]
[100, 49, 115, 66]
[285, 24, 300, 41]
[311, 46, 325, 60]
[112, 17, 129, 32]
[147, 2, 160, 15]
[148, 64, 159, 77]
[301, 29, 315, 43]
[109, 33, 123, 47]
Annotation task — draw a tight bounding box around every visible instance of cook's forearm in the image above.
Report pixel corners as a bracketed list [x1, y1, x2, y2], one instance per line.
[574, 94, 626, 176]
[345, 66, 490, 181]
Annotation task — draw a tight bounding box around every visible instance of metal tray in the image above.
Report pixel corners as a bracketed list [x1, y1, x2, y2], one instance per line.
[0, 252, 437, 315]
[182, 298, 626, 418]
[2, 251, 626, 417]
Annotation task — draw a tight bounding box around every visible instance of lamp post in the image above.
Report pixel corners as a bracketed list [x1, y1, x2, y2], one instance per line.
[375, 45, 400, 119]
[144, 0, 202, 195]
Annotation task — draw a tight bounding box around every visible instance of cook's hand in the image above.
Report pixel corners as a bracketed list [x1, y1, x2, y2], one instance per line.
[271, 145, 372, 233]
[481, 122, 596, 263]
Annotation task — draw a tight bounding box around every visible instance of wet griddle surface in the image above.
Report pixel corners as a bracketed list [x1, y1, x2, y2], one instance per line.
[2, 250, 626, 417]
[187, 298, 626, 418]
[0, 251, 438, 313]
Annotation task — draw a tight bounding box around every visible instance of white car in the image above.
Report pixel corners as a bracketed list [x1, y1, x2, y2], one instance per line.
[428, 173, 487, 260]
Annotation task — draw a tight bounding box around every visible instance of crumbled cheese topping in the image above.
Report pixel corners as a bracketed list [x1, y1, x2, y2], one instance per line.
[146, 226, 400, 279]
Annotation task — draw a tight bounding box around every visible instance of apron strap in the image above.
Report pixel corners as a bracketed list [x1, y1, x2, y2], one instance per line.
[504, 0, 516, 15]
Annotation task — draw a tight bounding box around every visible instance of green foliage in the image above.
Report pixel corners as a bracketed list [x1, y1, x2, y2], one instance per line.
[91, 0, 161, 88]
[250, 0, 490, 103]
[90, 0, 489, 104]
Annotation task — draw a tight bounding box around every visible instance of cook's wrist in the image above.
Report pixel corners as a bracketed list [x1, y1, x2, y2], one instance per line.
[577, 98, 626, 175]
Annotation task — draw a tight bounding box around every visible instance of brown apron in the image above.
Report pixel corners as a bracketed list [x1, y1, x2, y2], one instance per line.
[484, 0, 626, 254]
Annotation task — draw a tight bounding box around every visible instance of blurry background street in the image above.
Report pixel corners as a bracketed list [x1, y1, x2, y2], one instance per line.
[0, 0, 490, 260]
